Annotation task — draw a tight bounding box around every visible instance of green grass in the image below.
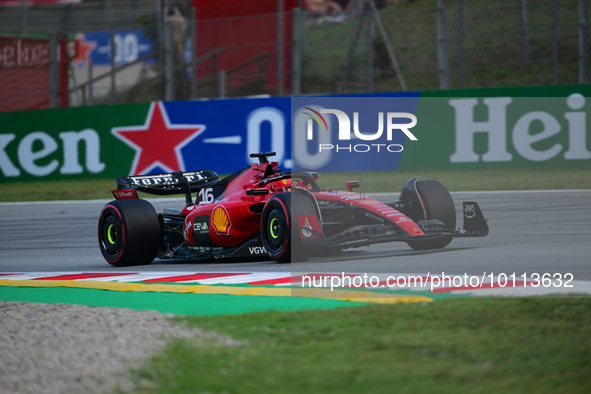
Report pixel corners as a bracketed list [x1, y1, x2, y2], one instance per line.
[132, 298, 591, 394]
[302, 0, 580, 94]
[0, 178, 118, 202]
[314, 167, 591, 193]
[1, 167, 588, 202]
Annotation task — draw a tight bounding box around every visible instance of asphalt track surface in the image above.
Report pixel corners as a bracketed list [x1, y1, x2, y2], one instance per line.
[1, 190, 590, 281]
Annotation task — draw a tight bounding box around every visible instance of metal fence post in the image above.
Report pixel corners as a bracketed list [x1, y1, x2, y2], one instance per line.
[552, 0, 559, 84]
[21, 0, 27, 37]
[277, 0, 284, 96]
[359, 14, 365, 83]
[580, 0, 589, 84]
[292, 8, 301, 95]
[437, 0, 449, 90]
[108, 0, 117, 105]
[520, 0, 529, 65]
[165, 19, 175, 101]
[109, 21, 117, 105]
[301, 10, 308, 55]
[367, 10, 374, 92]
[88, 61, 93, 106]
[156, 0, 164, 75]
[219, 70, 226, 98]
[50, 33, 58, 108]
[190, 7, 197, 99]
[340, 7, 364, 94]
[368, 0, 406, 91]
[458, 0, 465, 88]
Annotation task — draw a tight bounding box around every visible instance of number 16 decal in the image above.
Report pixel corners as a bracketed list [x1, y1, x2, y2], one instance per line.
[198, 187, 214, 203]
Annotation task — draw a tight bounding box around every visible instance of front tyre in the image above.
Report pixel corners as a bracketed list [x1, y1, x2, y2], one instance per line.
[261, 195, 292, 263]
[261, 193, 313, 263]
[98, 199, 161, 266]
[406, 180, 456, 251]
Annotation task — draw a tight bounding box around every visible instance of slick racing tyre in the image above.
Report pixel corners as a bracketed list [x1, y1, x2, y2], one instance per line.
[98, 199, 161, 266]
[406, 180, 456, 251]
[261, 193, 313, 263]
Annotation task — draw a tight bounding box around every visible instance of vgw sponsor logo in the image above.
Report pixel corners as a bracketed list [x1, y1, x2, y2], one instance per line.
[249, 246, 266, 255]
[302, 106, 417, 153]
[449, 95, 591, 163]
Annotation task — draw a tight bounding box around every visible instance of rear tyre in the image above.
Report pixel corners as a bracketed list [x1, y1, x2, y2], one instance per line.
[406, 180, 456, 251]
[98, 199, 161, 266]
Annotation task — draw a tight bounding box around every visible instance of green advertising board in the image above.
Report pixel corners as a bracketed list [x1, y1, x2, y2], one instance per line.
[399, 84, 591, 169]
[0, 103, 150, 181]
[0, 84, 589, 182]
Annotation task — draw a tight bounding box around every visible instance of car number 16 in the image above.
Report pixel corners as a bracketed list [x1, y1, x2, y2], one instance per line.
[198, 187, 214, 203]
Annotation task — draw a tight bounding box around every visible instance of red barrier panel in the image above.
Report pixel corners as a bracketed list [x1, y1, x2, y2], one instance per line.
[0, 36, 69, 113]
[192, 0, 298, 93]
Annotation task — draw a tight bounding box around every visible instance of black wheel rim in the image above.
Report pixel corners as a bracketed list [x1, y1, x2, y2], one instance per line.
[101, 214, 122, 257]
[265, 208, 285, 253]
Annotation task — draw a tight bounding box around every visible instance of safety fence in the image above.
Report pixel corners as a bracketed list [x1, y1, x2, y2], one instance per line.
[0, 0, 588, 112]
[0, 35, 69, 112]
[303, 0, 589, 94]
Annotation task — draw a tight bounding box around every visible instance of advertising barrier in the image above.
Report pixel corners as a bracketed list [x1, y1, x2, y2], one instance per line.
[0, 85, 589, 182]
[71, 31, 155, 68]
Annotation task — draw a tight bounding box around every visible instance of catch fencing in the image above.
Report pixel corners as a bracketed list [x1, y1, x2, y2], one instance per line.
[0, 0, 588, 111]
[0, 35, 69, 112]
[305, 0, 589, 94]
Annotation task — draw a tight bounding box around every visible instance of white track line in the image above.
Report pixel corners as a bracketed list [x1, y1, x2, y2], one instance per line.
[3, 272, 591, 296]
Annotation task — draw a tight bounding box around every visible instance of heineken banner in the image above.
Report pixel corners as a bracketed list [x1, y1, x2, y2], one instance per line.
[0, 85, 589, 182]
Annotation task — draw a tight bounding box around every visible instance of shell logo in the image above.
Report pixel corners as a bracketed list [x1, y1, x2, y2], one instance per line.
[212, 205, 232, 235]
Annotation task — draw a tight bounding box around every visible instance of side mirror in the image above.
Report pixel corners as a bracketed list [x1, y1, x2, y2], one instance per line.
[346, 181, 360, 192]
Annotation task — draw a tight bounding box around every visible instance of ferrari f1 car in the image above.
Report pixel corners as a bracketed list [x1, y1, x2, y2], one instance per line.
[98, 152, 488, 266]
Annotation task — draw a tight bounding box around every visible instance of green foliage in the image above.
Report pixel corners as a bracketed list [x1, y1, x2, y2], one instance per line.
[135, 12, 159, 42]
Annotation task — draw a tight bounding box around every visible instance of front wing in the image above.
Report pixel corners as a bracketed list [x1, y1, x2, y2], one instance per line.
[308, 202, 488, 250]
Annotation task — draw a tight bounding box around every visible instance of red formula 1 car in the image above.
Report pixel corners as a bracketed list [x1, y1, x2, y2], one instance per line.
[98, 152, 488, 266]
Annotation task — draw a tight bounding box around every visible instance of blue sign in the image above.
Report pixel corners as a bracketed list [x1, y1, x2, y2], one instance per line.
[290, 96, 421, 172]
[161, 98, 293, 175]
[75, 30, 154, 67]
[126, 94, 421, 176]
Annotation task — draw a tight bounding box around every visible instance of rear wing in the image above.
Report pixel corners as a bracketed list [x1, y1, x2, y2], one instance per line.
[114, 170, 220, 204]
